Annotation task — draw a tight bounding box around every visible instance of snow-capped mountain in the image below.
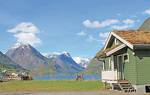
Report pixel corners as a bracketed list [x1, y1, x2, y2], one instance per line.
[45, 52, 84, 73]
[6, 44, 84, 76]
[45, 52, 71, 59]
[73, 57, 91, 68]
[5, 43, 56, 75]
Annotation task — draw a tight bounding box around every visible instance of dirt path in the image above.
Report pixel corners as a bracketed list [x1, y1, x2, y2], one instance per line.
[0, 90, 148, 95]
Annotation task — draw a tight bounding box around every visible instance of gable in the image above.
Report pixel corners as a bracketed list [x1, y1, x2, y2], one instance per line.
[104, 31, 133, 50]
[96, 29, 150, 58]
[106, 37, 123, 49]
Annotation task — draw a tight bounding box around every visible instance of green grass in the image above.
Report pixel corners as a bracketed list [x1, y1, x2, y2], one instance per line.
[0, 80, 104, 92]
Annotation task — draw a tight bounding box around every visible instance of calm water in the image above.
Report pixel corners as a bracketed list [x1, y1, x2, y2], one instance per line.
[34, 74, 101, 80]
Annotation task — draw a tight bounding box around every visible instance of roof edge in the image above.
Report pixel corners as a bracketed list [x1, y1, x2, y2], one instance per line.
[134, 44, 150, 49]
[106, 44, 126, 56]
[112, 32, 134, 49]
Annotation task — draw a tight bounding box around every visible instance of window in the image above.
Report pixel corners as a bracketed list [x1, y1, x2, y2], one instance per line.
[145, 86, 150, 93]
[123, 54, 129, 62]
[108, 58, 114, 70]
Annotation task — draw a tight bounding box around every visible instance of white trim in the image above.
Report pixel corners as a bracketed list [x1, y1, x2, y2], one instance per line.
[117, 54, 125, 80]
[108, 58, 111, 70]
[102, 70, 118, 82]
[111, 60, 114, 70]
[102, 80, 118, 83]
[114, 38, 117, 45]
[106, 44, 126, 56]
[103, 31, 133, 50]
[104, 32, 113, 50]
[102, 61, 105, 70]
[112, 32, 134, 49]
[123, 53, 129, 62]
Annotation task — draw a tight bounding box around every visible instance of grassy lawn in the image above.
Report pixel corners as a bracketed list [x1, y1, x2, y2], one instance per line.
[0, 80, 104, 92]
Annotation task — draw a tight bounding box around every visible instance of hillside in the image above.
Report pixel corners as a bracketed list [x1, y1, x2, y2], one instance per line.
[84, 58, 103, 75]
[5, 43, 56, 76]
[139, 17, 150, 31]
[0, 51, 26, 73]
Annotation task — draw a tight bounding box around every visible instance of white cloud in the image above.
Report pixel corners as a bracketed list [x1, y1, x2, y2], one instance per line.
[99, 32, 109, 39]
[14, 32, 41, 45]
[83, 19, 119, 28]
[100, 19, 119, 27]
[123, 19, 135, 24]
[86, 32, 109, 44]
[83, 20, 101, 28]
[99, 32, 109, 45]
[111, 25, 130, 30]
[8, 22, 39, 33]
[144, 9, 150, 15]
[77, 31, 87, 36]
[8, 22, 41, 46]
[86, 35, 100, 42]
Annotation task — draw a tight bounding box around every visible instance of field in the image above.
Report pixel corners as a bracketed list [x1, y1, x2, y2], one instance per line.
[0, 80, 104, 92]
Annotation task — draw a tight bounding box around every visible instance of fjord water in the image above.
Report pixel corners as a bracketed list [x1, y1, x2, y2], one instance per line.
[34, 74, 101, 80]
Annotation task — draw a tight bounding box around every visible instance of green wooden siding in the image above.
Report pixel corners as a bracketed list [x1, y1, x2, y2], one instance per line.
[124, 49, 137, 85]
[124, 49, 150, 85]
[103, 46, 150, 85]
[135, 50, 150, 85]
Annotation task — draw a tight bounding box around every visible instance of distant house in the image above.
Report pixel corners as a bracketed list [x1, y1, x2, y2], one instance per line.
[95, 18, 150, 93]
[2, 72, 21, 81]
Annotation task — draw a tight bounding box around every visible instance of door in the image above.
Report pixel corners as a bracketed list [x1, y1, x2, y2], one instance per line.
[117, 55, 124, 80]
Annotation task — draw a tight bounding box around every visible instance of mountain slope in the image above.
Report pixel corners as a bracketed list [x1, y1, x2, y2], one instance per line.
[73, 57, 91, 68]
[0, 51, 25, 72]
[139, 17, 150, 31]
[5, 43, 56, 76]
[45, 52, 84, 74]
[84, 58, 103, 75]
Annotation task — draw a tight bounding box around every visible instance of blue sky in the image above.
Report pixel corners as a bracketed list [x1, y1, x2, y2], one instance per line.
[0, 0, 150, 57]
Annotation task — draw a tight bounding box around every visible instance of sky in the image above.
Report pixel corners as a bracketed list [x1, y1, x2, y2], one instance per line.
[0, 0, 150, 58]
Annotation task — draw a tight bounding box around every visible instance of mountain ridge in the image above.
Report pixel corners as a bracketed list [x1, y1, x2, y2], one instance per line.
[5, 44, 84, 77]
[5, 43, 56, 76]
[139, 17, 150, 31]
[45, 52, 84, 74]
[73, 57, 91, 68]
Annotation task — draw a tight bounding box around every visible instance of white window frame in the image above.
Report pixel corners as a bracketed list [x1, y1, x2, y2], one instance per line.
[108, 58, 112, 70]
[123, 53, 129, 63]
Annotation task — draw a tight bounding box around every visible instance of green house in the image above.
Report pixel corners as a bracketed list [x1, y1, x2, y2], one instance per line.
[95, 18, 150, 93]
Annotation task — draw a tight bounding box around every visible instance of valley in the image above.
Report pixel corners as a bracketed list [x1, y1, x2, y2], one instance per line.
[0, 43, 102, 80]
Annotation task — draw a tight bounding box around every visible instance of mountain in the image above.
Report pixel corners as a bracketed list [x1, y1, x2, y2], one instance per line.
[84, 58, 103, 75]
[0, 51, 26, 72]
[73, 57, 91, 68]
[45, 52, 84, 74]
[139, 17, 150, 31]
[5, 43, 56, 76]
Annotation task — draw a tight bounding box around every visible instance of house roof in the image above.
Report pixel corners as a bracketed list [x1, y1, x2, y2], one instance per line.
[114, 30, 150, 44]
[96, 30, 150, 59]
[95, 18, 150, 59]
